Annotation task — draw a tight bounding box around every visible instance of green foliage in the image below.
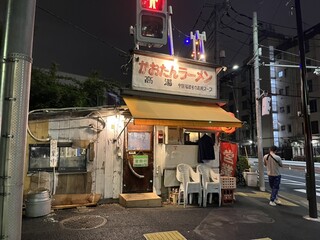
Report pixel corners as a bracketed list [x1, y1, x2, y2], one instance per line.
[79, 71, 119, 107]
[29, 64, 120, 110]
[237, 155, 251, 172]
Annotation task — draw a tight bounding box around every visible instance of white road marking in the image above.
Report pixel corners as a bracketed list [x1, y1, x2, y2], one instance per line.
[282, 173, 320, 183]
[265, 174, 320, 196]
[281, 178, 305, 186]
[294, 188, 320, 197]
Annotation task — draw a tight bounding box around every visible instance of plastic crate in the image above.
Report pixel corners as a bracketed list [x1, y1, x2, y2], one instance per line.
[221, 176, 236, 189]
[222, 189, 235, 204]
[169, 192, 179, 205]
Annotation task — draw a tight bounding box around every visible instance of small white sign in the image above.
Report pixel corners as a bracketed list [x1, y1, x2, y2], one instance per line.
[132, 52, 218, 99]
[50, 139, 58, 167]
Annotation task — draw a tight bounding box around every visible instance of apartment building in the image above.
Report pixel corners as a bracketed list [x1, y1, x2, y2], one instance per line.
[274, 23, 320, 160]
[220, 23, 320, 160]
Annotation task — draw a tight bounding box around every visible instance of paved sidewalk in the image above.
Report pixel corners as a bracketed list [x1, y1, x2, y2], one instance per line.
[22, 187, 320, 240]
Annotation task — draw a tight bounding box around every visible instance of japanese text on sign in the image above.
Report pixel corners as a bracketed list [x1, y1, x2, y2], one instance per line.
[132, 53, 218, 99]
[220, 142, 238, 177]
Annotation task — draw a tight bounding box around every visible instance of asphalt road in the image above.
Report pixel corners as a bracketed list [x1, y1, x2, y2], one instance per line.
[22, 184, 320, 240]
[263, 167, 320, 211]
[21, 159, 320, 240]
[279, 168, 320, 198]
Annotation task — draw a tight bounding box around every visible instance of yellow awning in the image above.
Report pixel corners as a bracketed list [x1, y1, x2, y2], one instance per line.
[123, 96, 242, 128]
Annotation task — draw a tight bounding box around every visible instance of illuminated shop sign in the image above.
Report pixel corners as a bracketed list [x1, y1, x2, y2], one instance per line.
[132, 52, 218, 99]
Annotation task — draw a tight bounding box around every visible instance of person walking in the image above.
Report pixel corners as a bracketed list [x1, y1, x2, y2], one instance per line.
[263, 145, 283, 206]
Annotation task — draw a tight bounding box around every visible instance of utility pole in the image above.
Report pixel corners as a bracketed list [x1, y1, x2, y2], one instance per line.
[294, 0, 318, 219]
[253, 12, 265, 191]
[214, 4, 219, 64]
[0, 0, 36, 239]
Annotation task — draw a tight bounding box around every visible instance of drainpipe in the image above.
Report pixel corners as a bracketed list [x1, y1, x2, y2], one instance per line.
[0, 0, 36, 239]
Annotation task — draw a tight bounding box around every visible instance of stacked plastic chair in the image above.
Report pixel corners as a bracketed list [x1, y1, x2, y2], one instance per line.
[197, 164, 221, 207]
[176, 163, 202, 207]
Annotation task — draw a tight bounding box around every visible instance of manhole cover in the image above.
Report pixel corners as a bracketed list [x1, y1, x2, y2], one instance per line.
[60, 215, 107, 230]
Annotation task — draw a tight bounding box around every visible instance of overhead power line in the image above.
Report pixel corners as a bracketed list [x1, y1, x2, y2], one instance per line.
[220, 19, 252, 36]
[218, 31, 250, 46]
[36, 5, 128, 56]
[259, 44, 320, 64]
[172, 23, 189, 38]
[230, 35, 251, 63]
[200, 7, 216, 32]
[225, 12, 252, 29]
[191, 1, 208, 30]
[230, 5, 297, 30]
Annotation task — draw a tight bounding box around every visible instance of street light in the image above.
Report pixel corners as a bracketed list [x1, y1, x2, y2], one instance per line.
[222, 64, 240, 72]
[232, 64, 239, 70]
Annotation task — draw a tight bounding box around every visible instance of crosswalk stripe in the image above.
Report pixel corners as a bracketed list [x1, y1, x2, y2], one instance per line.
[264, 176, 320, 198]
[294, 188, 320, 197]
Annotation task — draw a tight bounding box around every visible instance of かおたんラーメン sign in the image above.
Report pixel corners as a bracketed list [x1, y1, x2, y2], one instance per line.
[132, 51, 218, 99]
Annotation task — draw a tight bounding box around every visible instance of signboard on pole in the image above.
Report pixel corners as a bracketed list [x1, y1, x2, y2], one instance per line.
[50, 139, 58, 168]
[132, 51, 219, 99]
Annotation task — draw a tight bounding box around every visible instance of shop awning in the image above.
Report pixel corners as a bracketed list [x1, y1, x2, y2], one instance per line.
[123, 96, 242, 128]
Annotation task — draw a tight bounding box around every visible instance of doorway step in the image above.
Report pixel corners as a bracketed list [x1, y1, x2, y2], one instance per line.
[119, 192, 162, 208]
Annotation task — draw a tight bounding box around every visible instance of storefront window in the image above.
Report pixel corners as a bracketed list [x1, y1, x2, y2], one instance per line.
[28, 144, 87, 173]
[184, 131, 200, 145]
[184, 131, 216, 145]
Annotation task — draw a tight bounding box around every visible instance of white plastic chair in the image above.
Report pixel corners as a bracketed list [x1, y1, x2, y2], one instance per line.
[176, 164, 202, 207]
[197, 164, 221, 207]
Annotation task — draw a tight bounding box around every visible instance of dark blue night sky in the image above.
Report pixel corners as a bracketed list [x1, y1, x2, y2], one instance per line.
[1, 0, 318, 86]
